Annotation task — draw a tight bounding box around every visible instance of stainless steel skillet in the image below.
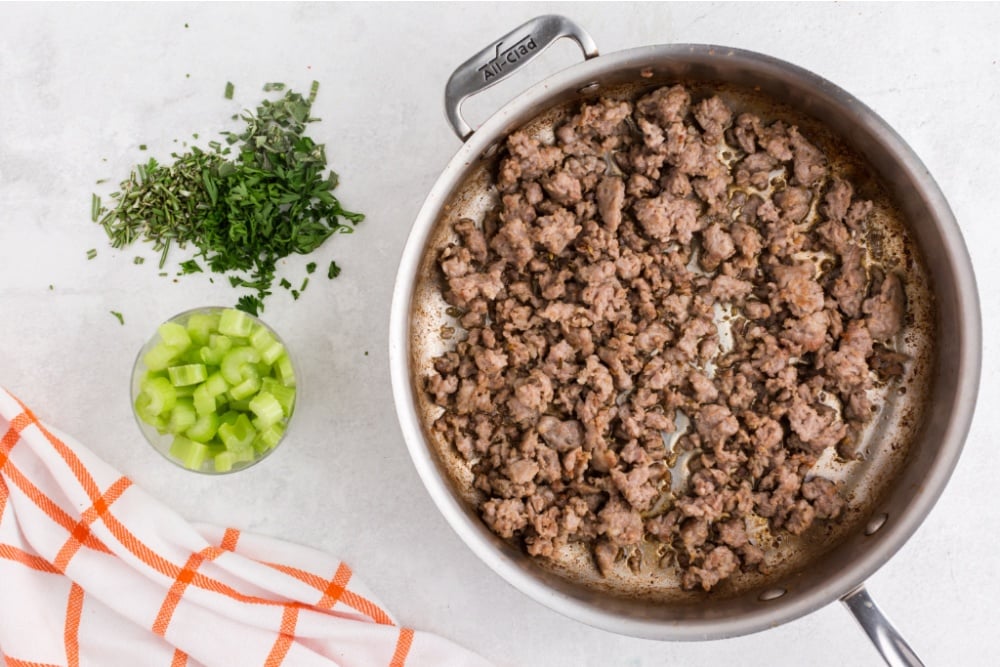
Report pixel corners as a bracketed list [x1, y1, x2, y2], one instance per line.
[389, 15, 980, 666]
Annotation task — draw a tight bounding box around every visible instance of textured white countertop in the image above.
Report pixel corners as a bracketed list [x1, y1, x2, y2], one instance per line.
[1, 3, 998, 666]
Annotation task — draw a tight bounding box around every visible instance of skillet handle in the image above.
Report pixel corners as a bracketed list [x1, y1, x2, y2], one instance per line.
[841, 585, 925, 667]
[444, 14, 599, 141]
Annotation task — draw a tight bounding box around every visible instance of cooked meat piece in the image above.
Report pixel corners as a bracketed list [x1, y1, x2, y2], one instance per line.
[863, 272, 905, 340]
[428, 84, 910, 593]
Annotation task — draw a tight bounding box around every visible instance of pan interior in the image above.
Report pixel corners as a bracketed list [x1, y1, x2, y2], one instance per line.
[408, 75, 935, 607]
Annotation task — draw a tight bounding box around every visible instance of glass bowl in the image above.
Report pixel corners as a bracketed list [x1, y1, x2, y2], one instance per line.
[131, 306, 298, 474]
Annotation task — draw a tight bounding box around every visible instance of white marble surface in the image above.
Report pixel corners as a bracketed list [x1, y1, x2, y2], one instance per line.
[1, 3, 998, 666]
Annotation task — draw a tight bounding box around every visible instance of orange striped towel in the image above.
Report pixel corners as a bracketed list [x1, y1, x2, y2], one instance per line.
[0, 389, 492, 667]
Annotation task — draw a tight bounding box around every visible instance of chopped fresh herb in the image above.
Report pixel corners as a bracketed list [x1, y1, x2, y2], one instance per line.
[185, 73, 190, 78]
[263, 82, 286, 92]
[110, 310, 124, 325]
[364, 351, 369, 356]
[327, 260, 341, 279]
[290, 290, 300, 300]
[91, 194, 101, 222]
[279, 278, 292, 290]
[224, 82, 234, 99]
[86, 248, 97, 260]
[139, 144, 147, 150]
[235, 294, 262, 316]
[93, 81, 362, 313]
[299, 277, 309, 292]
[306, 262, 316, 274]
[96, 178, 108, 185]
[184, 22, 189, 28]
[179, 259, 203, 274]
[134, 256, 145, 265]
[159, 271, 168, 277]
[48, 284, 53, 290]
[192, 133, 199, 139]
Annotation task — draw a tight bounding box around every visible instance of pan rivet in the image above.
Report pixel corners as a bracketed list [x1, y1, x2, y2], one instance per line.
[865, 512, 889, 536]
[758, 587, 786, 602]
[578, 82, 600, 94]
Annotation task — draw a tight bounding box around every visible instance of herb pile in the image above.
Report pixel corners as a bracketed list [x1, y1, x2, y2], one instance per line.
[93, 82, 362, 315]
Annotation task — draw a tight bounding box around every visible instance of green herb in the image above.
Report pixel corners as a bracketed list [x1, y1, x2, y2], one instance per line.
[236, 294, 262, 316]
[224, 82, 234, 99]
[134, 256, 145, 265]
[91, 194, 101, 222]
[139, 144, 147, 150]
[290, 290, 300, 300]
[94, 81, 362, 313]
[96, 178, 108, 185]
[306, 262, 316, 274]
[159, 272, 168, 277]
[110, 310, 124, 325]
[279, 278, 292, 290]
[86, 248, 97, 260]
[48, 284, 54, 290]
[263, 82, 286, 92]
[327, 260, 341, 279]
[364, 351, 368, 356]
[179, 259, 203, 274]
[299, 277, 309, 292]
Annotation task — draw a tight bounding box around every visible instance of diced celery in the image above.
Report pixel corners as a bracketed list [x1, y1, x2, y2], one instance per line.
[180, 346, 205, 365]
[219, 410, 241, 426]
[248, 392, 283, 428]
[221, 347, 261, 385]
[214, 450, 237, 472]
[186, 412, 219, 442]
[274, 354, 296, 387]
[199, 334, 233, 365]
[169, 435, 210, 470]
[218, 413, 256, 451]
[260, 378, 296, 415]
[143, 343, 184, 372]
[168, 364, 208, 387]
[174, 384, 197, 398]
[186, 313, 219, 345]
[135, 393, 168, 431]
[218, 309, 253, 337]
[192, 384, 216, 416]
[229, 375, 261, 401]
[254, 422, 285, 454]
[228, 397, 251, 411]
[158, 322, 192, 349]
[141, 376, 177, 415]
[249, 327, 275, 350]
[202, 372, 229, 397]
[168, 398, 197, 433]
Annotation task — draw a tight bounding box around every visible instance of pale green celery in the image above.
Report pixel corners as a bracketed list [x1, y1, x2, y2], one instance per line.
[143, 343, 184, 372]
[135, 393, 168, 431]
[261, 379, 296, 416]
[142, 376, 177, 415]
[248, 392, 283, 429]
[221, 347, 261, 385]
[168, 398, 197, 433]
[274, 354, 296, 387]
[168, 364, 208, 387]
[218, 413, 256, 451]
[186, 313, 220, 345]
[169, 435, 210, 470]
[158, 322, 192, 349]
[186, 412, 219, 442]
[228, 375, 261, 401]
[200, 334, 233, 365]
[193, 384, 216, 416]
[202, 372, 229, 397]
[253, 423, 284, 453]
[218, 309, 253, 337]
[214, 450, 237, 472]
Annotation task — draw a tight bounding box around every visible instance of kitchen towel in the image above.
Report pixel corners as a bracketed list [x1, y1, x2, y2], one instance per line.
[0, 388, 492, 667]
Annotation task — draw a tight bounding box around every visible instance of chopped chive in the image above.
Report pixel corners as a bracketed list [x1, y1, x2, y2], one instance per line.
[91, 194, 100, 222]
[159, 272, 168, 276]
[139, 144, 147, 150]
[96, 178, 108, 185]
[110, 310, 124, 325]
[86, 248, 97, 260]
[224, 82, 234, 99]
[299, 277, 309, 292]
[327, 260, 341, 279]
[48, 284, 54, 290]
[306, 262, 316, 274]
[263, 82, 286, 92]
[308, 80, 319, 104]
[134, 256, 145, 265]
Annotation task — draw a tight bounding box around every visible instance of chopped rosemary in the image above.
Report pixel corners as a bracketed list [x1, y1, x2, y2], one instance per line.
[110, 310, 124, 325]
[94, 81, 362, 315]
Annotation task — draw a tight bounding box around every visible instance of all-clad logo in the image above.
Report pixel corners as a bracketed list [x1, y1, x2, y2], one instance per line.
[478, 34, 538, 82]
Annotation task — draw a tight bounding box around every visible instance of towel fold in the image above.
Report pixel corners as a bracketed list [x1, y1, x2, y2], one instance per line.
[0, 388, 492, 667]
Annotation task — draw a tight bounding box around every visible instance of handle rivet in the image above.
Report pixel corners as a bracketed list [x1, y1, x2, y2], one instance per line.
[578, 82, 601, 94]
[864, 512, 889, 536]
[758, 587, 787, 602]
